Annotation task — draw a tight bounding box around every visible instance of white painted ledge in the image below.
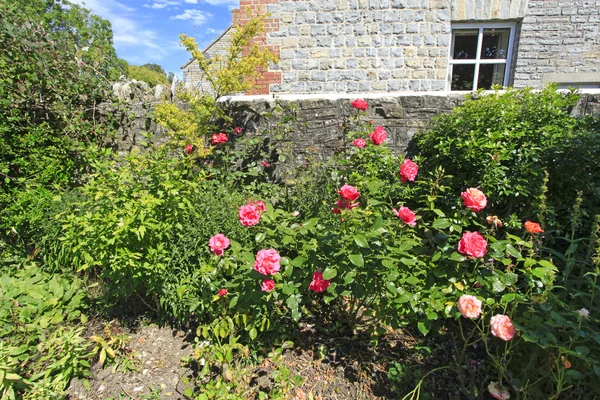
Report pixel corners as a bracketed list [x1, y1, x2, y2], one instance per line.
[219, 88, 600, 102]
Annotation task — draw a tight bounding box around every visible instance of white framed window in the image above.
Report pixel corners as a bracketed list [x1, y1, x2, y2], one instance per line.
[447, 22, 516, 91]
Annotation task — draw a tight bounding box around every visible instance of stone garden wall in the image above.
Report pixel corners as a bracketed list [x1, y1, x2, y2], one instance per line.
[102, 81, 600, 160]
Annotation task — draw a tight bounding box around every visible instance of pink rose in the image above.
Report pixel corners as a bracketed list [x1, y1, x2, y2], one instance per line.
[239, 204, 261, 226]
[261, 279, 275, 292]
[338, 184, 360, 201]
[185, 144, 193, 155]
[331, 199, 359, 214]
[488, 382, 510, 400]
[353, 138, 366, 148]
[393, 207, 417, 226]
[369, 126, 387, 145]
[308, 271, 331, 293]
[211, 133, 228, 145]
[351, 99, 368, 111]
[461, 188, 487, 212]
[400, 159, 418, 183]
[234, 126, 242, 135]
[458, 231, 487, 258]
[457, 295, 482, 319]
[250, 200, 266, 213]
[209, 233, 230, 256]
[490, 314, 516, 341]
[254, 249, 281, 275]
[262, 161, 271, 167]
[218, 288, 228, 297]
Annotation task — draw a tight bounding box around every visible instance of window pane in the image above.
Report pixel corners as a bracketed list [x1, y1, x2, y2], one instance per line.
[452, 29, 479, 59]
[451, 64, 475, 90]
[481, 28, 510, 59]
[477, 64, 506, 89]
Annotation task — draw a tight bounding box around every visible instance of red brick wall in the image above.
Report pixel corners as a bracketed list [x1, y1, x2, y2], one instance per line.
[232, 0, 281, 95]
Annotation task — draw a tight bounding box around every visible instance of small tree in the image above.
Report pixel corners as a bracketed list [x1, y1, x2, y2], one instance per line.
[154, 10, 277, 154]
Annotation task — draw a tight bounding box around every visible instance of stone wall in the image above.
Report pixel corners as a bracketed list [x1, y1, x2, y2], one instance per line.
[268, 0, 452, 94]
[513, 0, 600, 88]
[104, 83, 600, 160]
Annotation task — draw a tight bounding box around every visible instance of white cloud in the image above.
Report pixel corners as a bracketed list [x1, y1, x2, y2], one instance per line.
[184, 0, 199, 3]
[71, 0, 168, 61]
[143, 0, 181, 9]
[172, 9, 211, 25]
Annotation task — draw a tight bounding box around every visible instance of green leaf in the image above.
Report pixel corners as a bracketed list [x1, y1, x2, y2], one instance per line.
[249, 328, 257, 340]
[505, 244, 522, 259]
[417, 320, 431, 336]
[255, 232, 266, 243]
[342, 271, 355, 285]
[432, 218, 451, 229]
[353, 234, 369, 248]
[322, 268, 337, 280]
[500, 293, 516, 304]
[348, 253, 364, 267]
[575, 346, 590, 356]
[291, 256, 306, 267]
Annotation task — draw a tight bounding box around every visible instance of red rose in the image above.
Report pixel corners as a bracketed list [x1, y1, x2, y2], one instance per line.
[351, 99, 368, 111]
[353, 138, 366, 148]
[524, 221, 544, 233]
[337, 184, 360, 201]
[218, 288, 228, 297]
[211, 133, 228, 145]
[458, 231, 487, 258]
[261, 279, 275, 292]
[331, 199, 359, 214]
[393, 207, 416, 226]
[461, 188, 487, 212]
[400, 159, 418, 183]
[254, 249, 281, 275]
[185, 144, 193, 154]
[234, 126, 242, 135]
[308, 271, 331, 293]
[239, 204, 261, 226]
[369, 126, 387, 145]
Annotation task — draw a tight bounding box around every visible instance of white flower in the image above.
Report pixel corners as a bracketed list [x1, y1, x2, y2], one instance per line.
[292, 211, 300, 217]
[577, 308, 590, 319]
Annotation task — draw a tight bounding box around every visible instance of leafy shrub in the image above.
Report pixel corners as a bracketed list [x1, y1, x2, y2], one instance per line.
[0, 265, 91, 399]
[412, 86, 600, 234]
[127, 65, 169, 87]
[0, 4, 114, 251]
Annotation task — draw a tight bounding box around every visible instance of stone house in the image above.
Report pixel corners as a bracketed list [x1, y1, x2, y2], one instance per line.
[182, 0, 600, 95]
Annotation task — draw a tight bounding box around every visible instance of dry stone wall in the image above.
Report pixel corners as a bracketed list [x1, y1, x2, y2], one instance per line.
[103, 82, 600, 161]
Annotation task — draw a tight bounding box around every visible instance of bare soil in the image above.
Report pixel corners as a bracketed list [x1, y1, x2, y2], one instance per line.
[67, 318, 464, 400]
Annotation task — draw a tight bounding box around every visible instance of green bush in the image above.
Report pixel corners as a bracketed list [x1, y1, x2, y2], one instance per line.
[0, 265, 91, 399]
[0, 4, 114, 252]
[411, 86, 600, 234]
[127, 65, 169, 87]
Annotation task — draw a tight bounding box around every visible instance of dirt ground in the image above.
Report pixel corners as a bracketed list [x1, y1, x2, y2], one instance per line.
[67, 319, 462, 400]
[68, 324, 194, 399]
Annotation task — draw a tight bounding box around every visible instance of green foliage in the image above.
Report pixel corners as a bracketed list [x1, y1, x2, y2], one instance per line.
[2, 0, 126, 80]
[0, 265, 91, 399]
[127, 65, 169, 87]
[0, 4, 115, 252]
[47, 147, 199, 304]
[412, 85, 600, 233]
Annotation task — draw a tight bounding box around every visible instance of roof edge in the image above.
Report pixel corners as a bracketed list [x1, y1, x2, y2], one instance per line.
[181, 25, 234, 69]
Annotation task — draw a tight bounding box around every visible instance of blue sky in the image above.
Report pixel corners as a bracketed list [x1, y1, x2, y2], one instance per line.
[72, 0, 236, 77]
